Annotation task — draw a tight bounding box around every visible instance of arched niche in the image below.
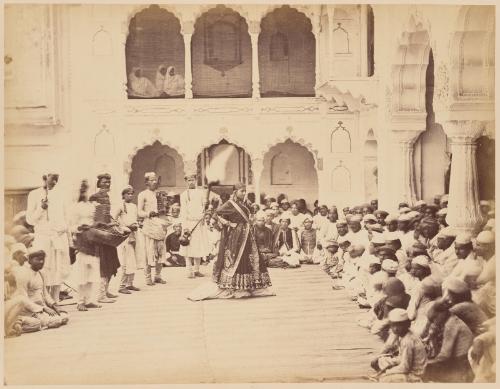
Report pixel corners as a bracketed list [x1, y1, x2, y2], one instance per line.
[450, 6, 494, 100]
[259, 5, 315, 97]
[391, 17, 431, 112]
[331, 164, 351, 192]
[271, 153, 292, 185]
[92, 28, 112, 56]
[197, 139, 252, 189]
[129, 141, 186, 199]
[192, 5, 251, 98]
[333, 23, 349, 54]
[154, 154, 176, 187]
[330, 121, 351, 153]
[125, 5, 185, 99]
[261, 139, 318, 209]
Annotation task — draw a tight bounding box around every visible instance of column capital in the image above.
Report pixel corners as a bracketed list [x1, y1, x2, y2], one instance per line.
[444, 120, 485, 142]
[390, 129, 423, 144]
[248, 20, 260, 35]
[181, 21, 194, 36]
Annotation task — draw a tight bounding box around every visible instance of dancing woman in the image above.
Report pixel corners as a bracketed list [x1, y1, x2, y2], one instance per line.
[188, 182, 274, 300]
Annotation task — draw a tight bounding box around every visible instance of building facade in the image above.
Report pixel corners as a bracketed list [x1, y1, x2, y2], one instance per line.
[4, 3, 495, 234]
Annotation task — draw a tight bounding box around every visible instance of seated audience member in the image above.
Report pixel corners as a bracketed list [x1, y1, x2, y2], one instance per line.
[385, 214, 398, 233]
[14, 248, 69, 332]
[407, 274, 442, 338]
[422, 300, 474, 383]
[288, 202, 306, 231]
[374, 210, 388, 226]
[431, 226, 458, 277]
[342, 243, 365, 298]
[442, 277, 487, 336]
[357, 255, 382, 305]
[468, 317, 496, 383]
[448, 233, 484, 289]
[322, 239, 342, 280]
[401, 254, 431, 297]
[299, 217, 317, 264]
[357, 270, 389, 329]
[312, 205, 329, 232]
[471, 231, 495, 318]
[254, 212, 282, 268]
[436, 208, 448, 228]
[384, 232, 407, 272]
[371, 278, 411, 340]
[264, 209, 280, 243]
[370, 309, 427, 383]
[397, 213, 415, 252]
[274, 217, 301, 268]
[347, 215, 369, 247]
[165, 222, 186, 267]
[380, 258, 398, 278]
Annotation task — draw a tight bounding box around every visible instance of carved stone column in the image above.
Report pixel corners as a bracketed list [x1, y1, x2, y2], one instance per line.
[444, 120, 485, 234]
[360, 4, 368, 77]
[182, 22, 194, 99]
[391, 130, 422, 206]
[327, 5, 335, 79]
[312, 24, 321, 92]
[249, 21, 260, 99]
[252, 158, 264, 204]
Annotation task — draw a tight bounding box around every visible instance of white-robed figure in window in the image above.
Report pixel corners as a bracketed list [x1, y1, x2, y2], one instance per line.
[128, 67, 158, 98]
[26, 172, 71, 304]
[162, 66, 185, 97]
[155, 64, 168, 92]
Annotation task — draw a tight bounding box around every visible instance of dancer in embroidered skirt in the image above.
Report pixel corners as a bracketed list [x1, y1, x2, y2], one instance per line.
[187, 182, 274, 300]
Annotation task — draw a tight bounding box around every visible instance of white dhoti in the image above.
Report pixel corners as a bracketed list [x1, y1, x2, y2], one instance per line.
[179, 219, 210, 258]
[117, 235, 138, 275]
[74, 252, 100, 285]
[74, 252, 100, 305]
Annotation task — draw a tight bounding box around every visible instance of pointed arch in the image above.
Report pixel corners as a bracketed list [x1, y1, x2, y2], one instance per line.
[330, 121, 351, 153]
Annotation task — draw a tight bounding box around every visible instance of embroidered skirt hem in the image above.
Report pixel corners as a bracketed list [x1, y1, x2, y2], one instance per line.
[215, 271, 272, 290]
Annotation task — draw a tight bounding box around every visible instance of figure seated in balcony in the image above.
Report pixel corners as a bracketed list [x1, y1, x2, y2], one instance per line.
[156, 65, 184, 98]
[128, 67, 159, 98]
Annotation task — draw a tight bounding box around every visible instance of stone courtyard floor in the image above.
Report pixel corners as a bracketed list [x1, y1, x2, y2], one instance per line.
[4, 264, 382, 384]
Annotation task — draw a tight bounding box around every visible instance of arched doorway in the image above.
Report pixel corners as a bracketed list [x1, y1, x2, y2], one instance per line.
[197, 139, 253, 197]
[129, 141, 185, 200]
[261, 139, 318, 209]
[192, 5, 252, 98]
[416, 49, 450, 201]
[259, 6, 315, 97]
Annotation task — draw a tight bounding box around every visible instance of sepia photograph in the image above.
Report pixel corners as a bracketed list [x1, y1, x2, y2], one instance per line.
[2, 0, 496, 386]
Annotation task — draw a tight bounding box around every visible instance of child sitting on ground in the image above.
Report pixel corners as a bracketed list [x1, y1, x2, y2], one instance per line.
[370, 308, 427, 383]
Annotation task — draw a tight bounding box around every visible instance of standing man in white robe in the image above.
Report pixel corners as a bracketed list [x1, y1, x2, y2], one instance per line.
[26, 173, 70, 304]
[179, 173, 210, 278]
